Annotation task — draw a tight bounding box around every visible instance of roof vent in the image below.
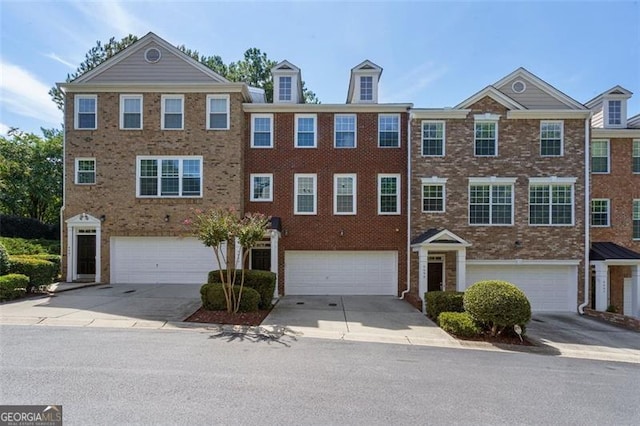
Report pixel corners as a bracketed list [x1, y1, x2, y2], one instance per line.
[512, 80, 526, 94]
[144, 47, 161, 64]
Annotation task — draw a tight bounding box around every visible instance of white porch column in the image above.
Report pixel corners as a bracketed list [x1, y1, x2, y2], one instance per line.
[418, 247, 429, 313]
[631, 264, 640, 318]
[66, 225, 73, 282]
[270, 231, 279, 299]
[95, 226, 101, 283]
[594, 261, 609, 311]
[456, 249, 466, 292]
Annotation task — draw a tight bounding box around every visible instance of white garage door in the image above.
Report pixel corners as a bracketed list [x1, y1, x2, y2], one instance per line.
[466, 264, 577, 312]
[285, 251, 397, 295]
[111, 237, 222, 284]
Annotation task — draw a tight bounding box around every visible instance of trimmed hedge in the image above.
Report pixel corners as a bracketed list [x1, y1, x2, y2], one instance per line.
[8, 256, 58, 291]
[464, 280, 531, 335]
[0, 237, 60, 255]
[0, 242, 9, 275]
[208, 269, 276, 309]
[438, 312, 481, 337]
[0, 274, 29, 301]
[425, 291, 465, 320]
[0, 215, 59, 240]
[200, 283, 261, 312]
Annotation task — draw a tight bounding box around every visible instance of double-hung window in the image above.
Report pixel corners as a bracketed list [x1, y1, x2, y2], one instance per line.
[279, 76, 292, 102]
[207, 95, 229, 130]
[250, 174, 273, 202]
[474, 120, 498, 156]
[378, 114, 400, 147]
[120, 95, 142, 129]
[528, 178, 576, 225]
[591, 140, 609, 173]
[633, 140, 640, 173]
[75, 158, 96, 184]
[607, 100, 622, 126]
[378, 174, 400, 215]
[137, 156, 202, 197]
[294, 174, 317, 215]
[421, 178, 447, 213]
[334, 174, 356, 215]
[591, 199, 610, 227]
[75, 95, 97, 129]
[540, 121, 563, 156]
[360, 76, 373, 101]
[633, 200, 640, 240]
[422, 121, 445, 156]
[468, 178, 515, 225]
[161, 95, 184, 130]
[251, 114, 273, 148]
[335, 114, 356, 148]
[295, 114, 317, 148]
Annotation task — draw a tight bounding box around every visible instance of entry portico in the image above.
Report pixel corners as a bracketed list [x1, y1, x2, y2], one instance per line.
[591, 242, 640, 318]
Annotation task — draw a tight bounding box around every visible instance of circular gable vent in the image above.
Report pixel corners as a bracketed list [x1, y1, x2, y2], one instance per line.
[144, 47, 161, 63]
[512, 80, 526, 94]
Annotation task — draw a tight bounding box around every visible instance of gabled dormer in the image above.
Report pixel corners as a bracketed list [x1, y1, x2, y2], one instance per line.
[347, 60, 382, 104]
[272, 60, 303, 104]
[586, 86, 633, 128]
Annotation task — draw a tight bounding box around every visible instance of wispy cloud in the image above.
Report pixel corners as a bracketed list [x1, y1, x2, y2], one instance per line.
[45, 52, 77, 70]
[0, 122, 10, 136]
[71, 1, 150, 37]
[380, 62, 448, 104]
[0, 60, 62, 126]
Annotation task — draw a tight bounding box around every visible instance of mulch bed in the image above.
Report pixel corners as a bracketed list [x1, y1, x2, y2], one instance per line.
[185, 306, 272, 326]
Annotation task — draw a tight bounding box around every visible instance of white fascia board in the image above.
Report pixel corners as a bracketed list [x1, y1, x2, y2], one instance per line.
[467, 259, 581, 266]
[411, 109, 470, 119]
[243, 103, 412, 113]
[591, 128, 640, 138]
[507, 110, 592, 119]
[60, 82, 252, 99]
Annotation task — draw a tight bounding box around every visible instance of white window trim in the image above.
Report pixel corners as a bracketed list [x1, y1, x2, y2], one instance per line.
[74, 157, 96, 185]
[378, 114, 401, 148]
[278, 75, 293, 103]
[206, 94, 230, 130]
[74, 94, 97, 130]
[161, 94, 184, 130]
[633, 199, 640, 240]
[119, 94, 143, 130]
[333, 174, 357, 215]
[357, 75, 376, 103]
[633, 140, 640, 174]
[377, 173, 401, 215]
[251, 113, 274, 148]
[540, 120, 564, 157]
[591, 139, 610, 174]
[604, 98, 627, 128]
[334, 114, 357, 148]
[294, 114, 317, 148]
[528, 177, 577, 227]
[421, 177, 447, 213]
[590, 198, 610, 228]
[294, 173, 317, 215]
[250, 173, 273, 202]
[467, 177, 516, 226]
[474, 118, 499, 157]
[135, 155, 203, 198]
[421, 120, 446, 157]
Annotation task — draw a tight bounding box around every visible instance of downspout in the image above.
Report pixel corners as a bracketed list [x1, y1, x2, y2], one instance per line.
[578, 113, 592, 314]
[401, 109, 412, 300]
[59, 89, 66, 273]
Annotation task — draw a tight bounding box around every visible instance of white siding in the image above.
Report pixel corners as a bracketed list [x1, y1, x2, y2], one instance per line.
[591, 109, 604, 128]
[497, 78, 570, 109]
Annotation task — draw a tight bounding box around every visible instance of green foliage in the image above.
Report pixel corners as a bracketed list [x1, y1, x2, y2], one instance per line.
[0, 216, 59, 239]
[200, 284, 260, 313]
[0, 274, 29, 301]
[0, 242, 9, 275]
[425, 291, 465, 320]
[208, 269, 275, 309]
[463, 280, 532, 336]
[8, 256, 58, 290]
[438, 312, 481, 337]
[0, 237, 60, 255]
[0, 130, 63, 223]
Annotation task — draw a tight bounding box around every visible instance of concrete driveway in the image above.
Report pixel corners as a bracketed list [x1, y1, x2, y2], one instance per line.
[0, 284, 202, 328]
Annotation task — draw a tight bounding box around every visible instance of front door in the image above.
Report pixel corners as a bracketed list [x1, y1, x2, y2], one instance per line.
[251, 248, 271, 271]
[77, 234, 96, 277]
[427, 262, 443, 292]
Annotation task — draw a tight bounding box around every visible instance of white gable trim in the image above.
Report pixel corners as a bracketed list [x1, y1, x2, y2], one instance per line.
[585, 85, 633, 108]
[455, 86, 525, 110]
[411, 229, 471, 248]
[66, 213, 102, 225]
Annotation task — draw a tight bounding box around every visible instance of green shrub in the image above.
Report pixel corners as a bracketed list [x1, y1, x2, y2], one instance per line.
[463, 280, 532, 336]
[0, 237, 60, 255]
[200, 283, 261, 313]
[29, 254, 61, 278]
[0, 242, 9, 275]
[0, 215, 59, 240]
[8, 256, 58, 291]
[0, 274, 29, 301]
[425, 291, 465, 320]
[208, 269, 275, 309]
[438, 312, 481, 337]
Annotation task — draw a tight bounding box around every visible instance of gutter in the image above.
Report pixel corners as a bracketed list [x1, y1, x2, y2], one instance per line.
[401, 110, 412, 300]
[578, 114, 592, 314]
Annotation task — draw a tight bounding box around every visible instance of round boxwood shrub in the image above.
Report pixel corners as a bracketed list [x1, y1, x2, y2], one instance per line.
[438, 312, 481, 338]
[200, 283, 261, 313]
[8, 255, 58, 291]
[463, 280, 531, 336]
[0, 273, 29, 301]
[0, 242, 9, 275]
[425, 291, 465, 320]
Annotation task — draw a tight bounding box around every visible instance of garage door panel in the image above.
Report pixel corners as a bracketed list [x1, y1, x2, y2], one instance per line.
[466, 265, 577, 312]
[285, 251, 397, 295]
[111, 237, 222, 284]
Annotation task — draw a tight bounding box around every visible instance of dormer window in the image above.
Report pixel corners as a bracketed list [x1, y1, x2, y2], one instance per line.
[271, 61, 301, 104]
[360, 76, 373, 102]
[607, 100, 622, 126]
[347, 60, 382, 104]
[279, 76, 292, 102]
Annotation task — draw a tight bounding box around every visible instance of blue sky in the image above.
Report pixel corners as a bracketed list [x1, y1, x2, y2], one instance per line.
[1, 0, 639, 135]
